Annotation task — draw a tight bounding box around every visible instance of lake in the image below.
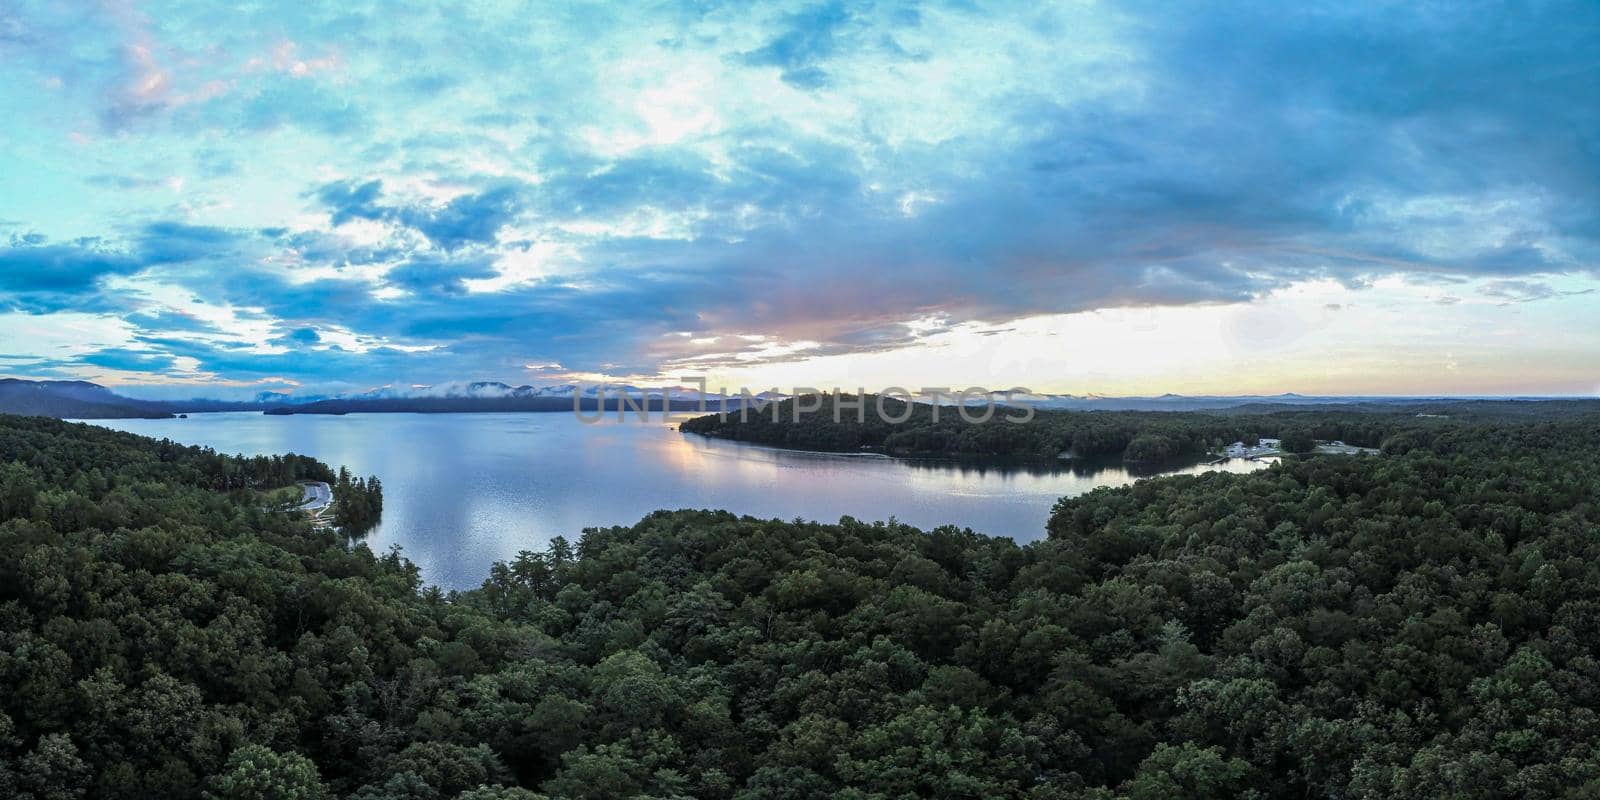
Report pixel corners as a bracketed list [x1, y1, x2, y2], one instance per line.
[87, 412, 1270, 589]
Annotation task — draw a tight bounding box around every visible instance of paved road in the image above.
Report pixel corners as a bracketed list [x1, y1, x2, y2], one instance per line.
[297, 481, 333, 513]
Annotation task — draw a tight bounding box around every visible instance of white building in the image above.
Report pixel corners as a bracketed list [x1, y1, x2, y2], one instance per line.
[1225, 438, 1281, 458]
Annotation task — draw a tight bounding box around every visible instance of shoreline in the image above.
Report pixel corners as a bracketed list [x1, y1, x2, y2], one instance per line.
[680, 428, 1245, 474]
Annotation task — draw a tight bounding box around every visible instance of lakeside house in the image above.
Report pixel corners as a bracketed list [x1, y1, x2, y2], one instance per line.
[1225, 437, 1281, 458]
[1223, 437, 1381, 458]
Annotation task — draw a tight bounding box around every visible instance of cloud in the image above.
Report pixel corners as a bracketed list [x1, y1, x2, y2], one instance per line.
[738, 1, 853, 88]
[0, 0, 1597, 390]
[260, 326, 324, 348]
[127, 308, 224, 335]
[317, 180, 387, 226]
[135, 222, 245, 264]
[315, 180, 526, 250]
[0, 240, 144, 311]
[126, 332, 445, 384]
[234, 77, 364, 134]
[384, 255, 499, 295]
[0, 224, 272, 315]
[1478, 280, 1596, 305]
[75, 346, 177, 372]
[396, 185, 524, 251]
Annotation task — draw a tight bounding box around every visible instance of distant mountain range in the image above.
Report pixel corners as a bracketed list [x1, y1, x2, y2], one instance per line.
[258, 381, 766, 415]
[0, 379, 174, 419]
[0, 379, 755, 418]
[0, 377, 1589, 419]
[0, 379, 297, 419]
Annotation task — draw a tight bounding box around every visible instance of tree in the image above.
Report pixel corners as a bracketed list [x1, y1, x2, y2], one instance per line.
[454, 788, 549, 800]
[18, 733, 89, 800]
[1122, 434, 1176, 464]
[1279, 428, 1316, 453]
[205, 745, 326, 800]
[7, 411, 1600, 798]
[1121, 743, 1258, 800]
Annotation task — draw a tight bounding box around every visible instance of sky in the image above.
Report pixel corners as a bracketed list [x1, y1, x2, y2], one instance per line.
[1, 0, 1597, 399]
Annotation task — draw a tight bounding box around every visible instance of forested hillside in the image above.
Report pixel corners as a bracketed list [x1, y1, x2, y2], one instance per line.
[0, 379, 172, 420]
[3, 413, 1600, 798]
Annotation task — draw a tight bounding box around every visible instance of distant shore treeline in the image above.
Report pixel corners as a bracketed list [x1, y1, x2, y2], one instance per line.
[678, 394, 1587, 464]
[10, 376, 1600, 422]
[262, 396, 728, 415]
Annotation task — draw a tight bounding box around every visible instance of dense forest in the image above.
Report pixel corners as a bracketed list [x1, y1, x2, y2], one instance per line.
[679, 394, 1428, 463]
[3, 411, 1600, 798]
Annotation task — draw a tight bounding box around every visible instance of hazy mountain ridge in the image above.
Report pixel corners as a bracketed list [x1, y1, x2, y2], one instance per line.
[0, 379, 173, 419]
[1, 377, 1590, 419]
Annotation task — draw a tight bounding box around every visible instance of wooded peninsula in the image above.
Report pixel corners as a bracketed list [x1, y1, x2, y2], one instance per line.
[677, 394, 1593, 464]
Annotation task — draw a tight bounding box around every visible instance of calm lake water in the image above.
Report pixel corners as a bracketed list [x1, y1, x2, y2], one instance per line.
[87, 412, 1269, 589]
